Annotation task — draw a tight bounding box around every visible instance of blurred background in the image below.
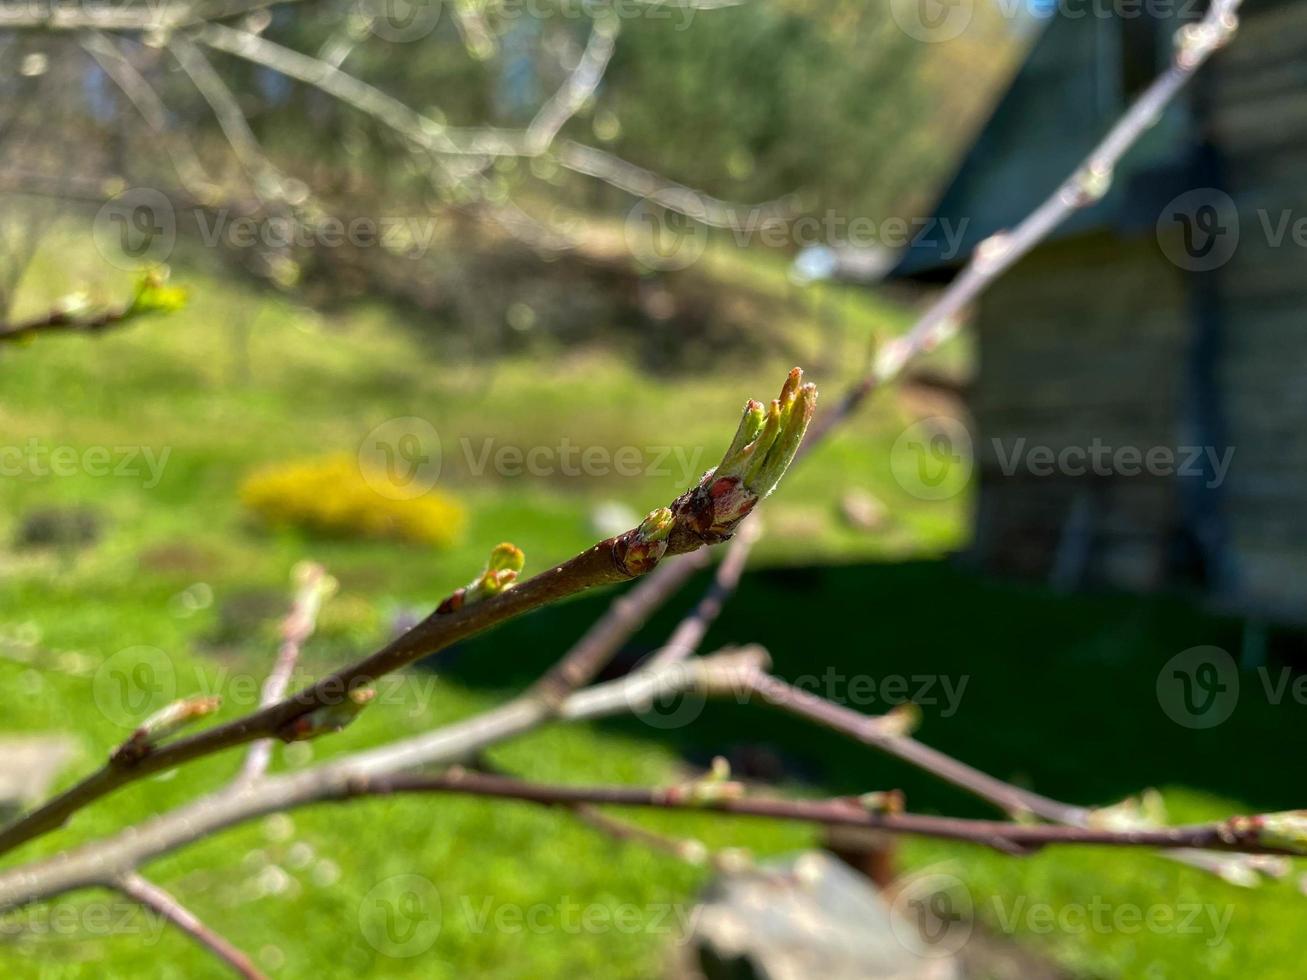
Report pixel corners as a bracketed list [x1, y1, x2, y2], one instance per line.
[0, 0, 1303, 976]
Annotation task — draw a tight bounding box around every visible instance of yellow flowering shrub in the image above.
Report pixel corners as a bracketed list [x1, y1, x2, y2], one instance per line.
[240, 453, 466, 548]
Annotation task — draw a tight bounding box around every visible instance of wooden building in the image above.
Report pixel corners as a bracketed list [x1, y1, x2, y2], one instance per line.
[894, 0, 1307, 622]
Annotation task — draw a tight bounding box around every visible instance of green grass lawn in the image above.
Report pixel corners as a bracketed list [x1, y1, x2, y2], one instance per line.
[0, 241, 1300, 978]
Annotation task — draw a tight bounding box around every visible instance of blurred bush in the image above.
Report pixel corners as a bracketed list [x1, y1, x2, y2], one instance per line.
[240, 453, 466, 548]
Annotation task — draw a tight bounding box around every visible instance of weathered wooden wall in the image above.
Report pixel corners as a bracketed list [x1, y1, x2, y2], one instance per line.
[1207, 4, 1307, 619]
[970, 232, 1190, 591]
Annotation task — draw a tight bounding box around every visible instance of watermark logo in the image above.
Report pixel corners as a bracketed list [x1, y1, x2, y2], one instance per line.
[359, 417, 444, 500]
[1156, 188, 1239, 272]
[93, 646, 178, 729]
[624, 663, 708, 730]
[1156, 645, 1239, 729]
[890, 0, 974, 43]
[194, 212, 438, 256]
[890, 871, 974, 958]
[362, 0, 443, 42]
[624, 198, 708, 271]
[359, 874, 443, 957]
[93, 187, 177, 269]
[890, 417, 973, 501]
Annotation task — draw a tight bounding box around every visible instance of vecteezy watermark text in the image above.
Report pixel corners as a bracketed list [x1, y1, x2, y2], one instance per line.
[890, 871, 1234, 961]
[0, 440, 170, 489]
[459, 437, 706, 483]
[358, 873, 701, 958]
[360, 0, 701, 45]
[93, 187, 438, 270]
[993, 438, 1234, 489]
[0, 899, 168, 945]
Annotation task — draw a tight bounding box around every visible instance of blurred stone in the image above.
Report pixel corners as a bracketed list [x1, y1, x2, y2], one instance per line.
[137, 541, 222, 576]
[13, 506, 102, 551]
[689, 851, 959, 980]
[0, 736, 76, 817]
[840, 489, 889, 532]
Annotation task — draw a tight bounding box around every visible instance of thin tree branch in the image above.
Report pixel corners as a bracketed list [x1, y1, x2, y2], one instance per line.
[0, 302, 140, 344]
[525, 17, 620, 155]
[115, 873, 266, 980]
[469, 755, 713, 865]
[233, 563, 334, 788]
[0, 0, 306, 31]
[642, 519, 759, 671]
[79, 32, 218, 201]
[167, 33, 289, 196]
[448, 0, 497, 60]
[331, 771, 1305, 857]
[737, 669, 1089, 825]
[197, 22, 788, 225]
[529, 550, 710, 703]
[194, 21, 475, 177]
[0, 649, 765, 907]
[554, 140, 795, 228]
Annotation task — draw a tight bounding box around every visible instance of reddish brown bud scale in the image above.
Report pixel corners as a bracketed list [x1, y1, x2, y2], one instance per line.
[436, 590, 466, 615]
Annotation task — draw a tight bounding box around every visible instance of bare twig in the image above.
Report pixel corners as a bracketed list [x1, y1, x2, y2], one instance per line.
[234, 562, 335, 787]
[529, 550, 710, 703]
[0, 650, 764, 907]
[0, 0, 306, 31]
[167, 33, 288, 196]
[469, 754, 712, 865]
[115, 873, 266, 980]
[525, 17, 620, 155]
[79, 32, 218, 200]
[330, 771, 1307, 857]
[738, 670, 1089, 825]
[642, 519, 760, 671]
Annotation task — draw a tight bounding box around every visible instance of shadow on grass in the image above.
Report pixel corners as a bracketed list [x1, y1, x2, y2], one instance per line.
[430, 559, 1300, 818]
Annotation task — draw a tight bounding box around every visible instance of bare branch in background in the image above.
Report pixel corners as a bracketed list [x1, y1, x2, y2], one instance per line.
[234, 563, 336, 787]
[448, 0, 497, 61]
[555, 140, 795, 228]
[166, 32, 299, 204]
[0, 648, 765, 906]
[525, 17, 620, 155]
[115, 873, 266, 980]
[641, 519, 760, 671]
[298, 770, 1307, 858]
[0, 0, 307, 32]
[79, 32, 218, 200]
[529, 550, 711, 704]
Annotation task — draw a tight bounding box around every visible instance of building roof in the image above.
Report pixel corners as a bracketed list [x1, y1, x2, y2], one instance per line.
[892, 8, 1202, 280]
